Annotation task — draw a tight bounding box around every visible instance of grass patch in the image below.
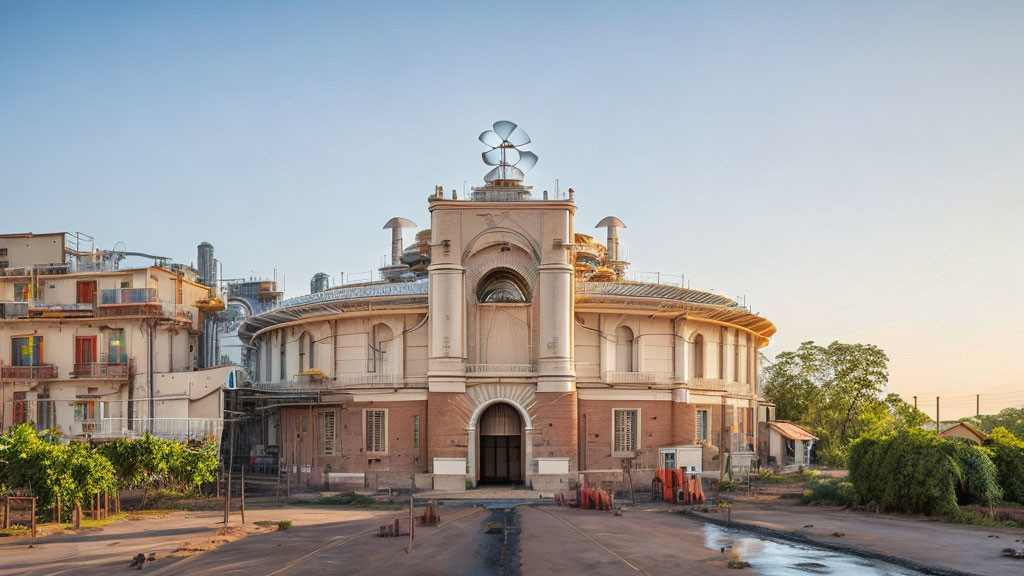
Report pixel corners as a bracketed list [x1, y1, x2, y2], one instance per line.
[288, 492, 395, 509]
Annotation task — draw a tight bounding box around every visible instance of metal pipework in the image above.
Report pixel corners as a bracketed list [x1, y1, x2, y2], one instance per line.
[383, 218, 417, 265]
[595, 216, 627, 262]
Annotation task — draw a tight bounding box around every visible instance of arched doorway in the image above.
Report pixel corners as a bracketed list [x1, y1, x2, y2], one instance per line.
[478, 403, 524, 484]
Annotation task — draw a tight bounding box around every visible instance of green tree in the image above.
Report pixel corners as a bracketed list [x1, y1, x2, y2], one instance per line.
[983, 427, 1024, 504]
[763, 341, 923, 467]
[971, 408, 1024, 439]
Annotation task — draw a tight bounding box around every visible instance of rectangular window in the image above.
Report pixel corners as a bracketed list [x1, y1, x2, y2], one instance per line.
[36, 393, 53, 429]
[365, 409, 387, 453]
[733, 330, 740, 382]
[0, 248, 7, 256]
[11, 336, 43, 366]
[613, 408, 639, 453]
[697, 409, 709, 441]
[719, 328, 726, 379]
[318, 412, 336, 456]
[108, 329, 127, 363]
[12, 392, 27, 424]
[0, 261, 8, 269]
[74, 401, 96, 421]
[13, 283, 29, 302]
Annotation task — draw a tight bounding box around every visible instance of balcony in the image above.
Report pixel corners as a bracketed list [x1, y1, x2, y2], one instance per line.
[100, 287, 159, 305]
[72, 360, 135, 380]
[2, 364, 58, 380]
[0, 301, 29, 319]
[686, 377, 755, 397]
[29, 301, 95, 318]
[334, 373, 398, 388]
[465, 364, 536, 377]
[602, 371, 673, 384]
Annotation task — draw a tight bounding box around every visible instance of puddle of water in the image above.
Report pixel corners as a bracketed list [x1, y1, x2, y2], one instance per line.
[702, 523, 927, 575]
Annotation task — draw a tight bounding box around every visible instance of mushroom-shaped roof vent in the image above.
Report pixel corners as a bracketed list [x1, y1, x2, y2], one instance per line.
[383, 217, 417, 229]
[595, 216, 627, 229]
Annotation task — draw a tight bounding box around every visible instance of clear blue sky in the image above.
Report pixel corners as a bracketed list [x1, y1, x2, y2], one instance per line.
[3, 1, 1023, 418]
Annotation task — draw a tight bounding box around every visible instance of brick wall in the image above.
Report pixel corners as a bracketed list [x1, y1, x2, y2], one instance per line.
[425, 392, 474, 469]
[578, 399, 698, 471]
[531, 391, 578, 470]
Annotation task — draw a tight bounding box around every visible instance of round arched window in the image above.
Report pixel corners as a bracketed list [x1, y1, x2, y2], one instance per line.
[477, 269, 530, 303]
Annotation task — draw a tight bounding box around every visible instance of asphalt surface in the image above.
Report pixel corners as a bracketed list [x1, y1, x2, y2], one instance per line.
[1, 500, 1019, 575]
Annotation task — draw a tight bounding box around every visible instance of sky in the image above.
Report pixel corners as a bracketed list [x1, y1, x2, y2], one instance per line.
[2, 1, 1022, 419]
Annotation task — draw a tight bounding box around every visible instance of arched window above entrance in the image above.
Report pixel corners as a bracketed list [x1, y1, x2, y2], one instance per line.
[476, 269, 530, 303]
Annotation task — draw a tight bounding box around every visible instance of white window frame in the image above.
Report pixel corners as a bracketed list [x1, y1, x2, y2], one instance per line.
[611, 408, 640, 455]
[696, 409, 710, 442]
[318, 410, 336, 456]
[363, 408, 388, 454]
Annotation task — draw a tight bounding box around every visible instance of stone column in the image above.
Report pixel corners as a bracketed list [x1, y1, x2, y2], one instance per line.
[427, 263, 466, 393]
[536, 262, 574, 392]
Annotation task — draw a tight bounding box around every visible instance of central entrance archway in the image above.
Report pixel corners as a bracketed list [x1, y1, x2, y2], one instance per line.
[477, 403, 524, 483]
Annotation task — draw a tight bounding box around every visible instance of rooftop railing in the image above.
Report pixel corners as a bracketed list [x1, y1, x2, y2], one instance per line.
[686, 377, 755, 397]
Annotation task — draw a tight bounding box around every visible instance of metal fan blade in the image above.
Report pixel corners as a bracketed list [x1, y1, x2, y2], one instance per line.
[502, 165, 525, 180]
[515, 151, 538, 172]
[506, 126, 531, 147]
[479, 130, 503, 148]
[493, 120, 517, 140]
[503, 147, 520, 165]
[484, 166, 503, 182]
[482, 149, 503, 166]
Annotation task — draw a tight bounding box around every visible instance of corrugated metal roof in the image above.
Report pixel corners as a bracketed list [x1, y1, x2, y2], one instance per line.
[768, 421, 818, 441]
[577, 281, 738, 306]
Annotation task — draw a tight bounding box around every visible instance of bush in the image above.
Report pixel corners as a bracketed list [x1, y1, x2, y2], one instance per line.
[278, 520, 292, 531]
[984, 428, 1024, 504]
[801, 477, 857, 507]
[0, 424, 116, 519]
[96, 434, 219, 500]
[848, 429, 1002, 517]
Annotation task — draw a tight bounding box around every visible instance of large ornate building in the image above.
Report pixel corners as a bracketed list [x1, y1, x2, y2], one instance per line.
[237, 122, 775, 491]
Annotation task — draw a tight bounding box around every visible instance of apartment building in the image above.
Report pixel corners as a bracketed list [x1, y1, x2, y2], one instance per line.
[0, 232, 232, 442]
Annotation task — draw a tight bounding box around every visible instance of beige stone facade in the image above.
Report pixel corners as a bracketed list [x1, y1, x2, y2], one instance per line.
[240, 173, 775, 490]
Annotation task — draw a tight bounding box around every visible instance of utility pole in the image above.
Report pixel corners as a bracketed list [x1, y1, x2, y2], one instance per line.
[976, 394, 980, 417]
[913, 396, 917, 410]
[936, 397, 940, 433]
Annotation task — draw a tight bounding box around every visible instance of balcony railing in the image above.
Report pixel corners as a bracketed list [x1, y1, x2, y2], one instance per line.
[334, 373, 397, 388]
[0, 301, 29, 319]
[86, 418, 223, 442]
[72, 360, 134, 379]
[686, 377, 755, 396]
[2, 364, 58, 380]
[465, 363, 537, 376]
[100, 288, 159, 305]
[602, 371, 673, 384]
[29, 301, 95, 317]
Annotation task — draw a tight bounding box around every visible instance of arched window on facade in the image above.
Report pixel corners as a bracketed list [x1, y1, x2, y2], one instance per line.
[615, 325, 634, 372]
[476, 269, 530, 303]
[693, 333, 705, 378]
[371, 323, 393, 374]
[299, 332, 313, 372]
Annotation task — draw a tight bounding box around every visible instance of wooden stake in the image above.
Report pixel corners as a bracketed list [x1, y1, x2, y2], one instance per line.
[30, 498, 36, 540]
[406, 493, 414, 553]
[240, 465, 246, 524]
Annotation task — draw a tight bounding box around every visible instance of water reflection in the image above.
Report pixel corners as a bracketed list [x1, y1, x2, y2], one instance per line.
[702, 523, 925, 575]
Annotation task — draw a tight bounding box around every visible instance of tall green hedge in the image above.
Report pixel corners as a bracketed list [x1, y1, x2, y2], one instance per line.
[984, 427, 1024, 504]
[0, 424, 116, 519]
[848, 429, 1001, 517]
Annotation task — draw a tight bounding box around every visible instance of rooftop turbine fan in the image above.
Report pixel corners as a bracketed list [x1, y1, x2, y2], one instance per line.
[479, 121, 539, 182]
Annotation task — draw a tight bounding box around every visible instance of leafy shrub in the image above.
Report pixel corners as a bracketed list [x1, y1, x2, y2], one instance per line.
[0, 424, 116, 519]
[848, 429, 1001, 517]
[96, 434, 219, 500]
[801, 477, 857, 507]
[984, 428, 1024, 504]
[278, 520, 292, 530]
